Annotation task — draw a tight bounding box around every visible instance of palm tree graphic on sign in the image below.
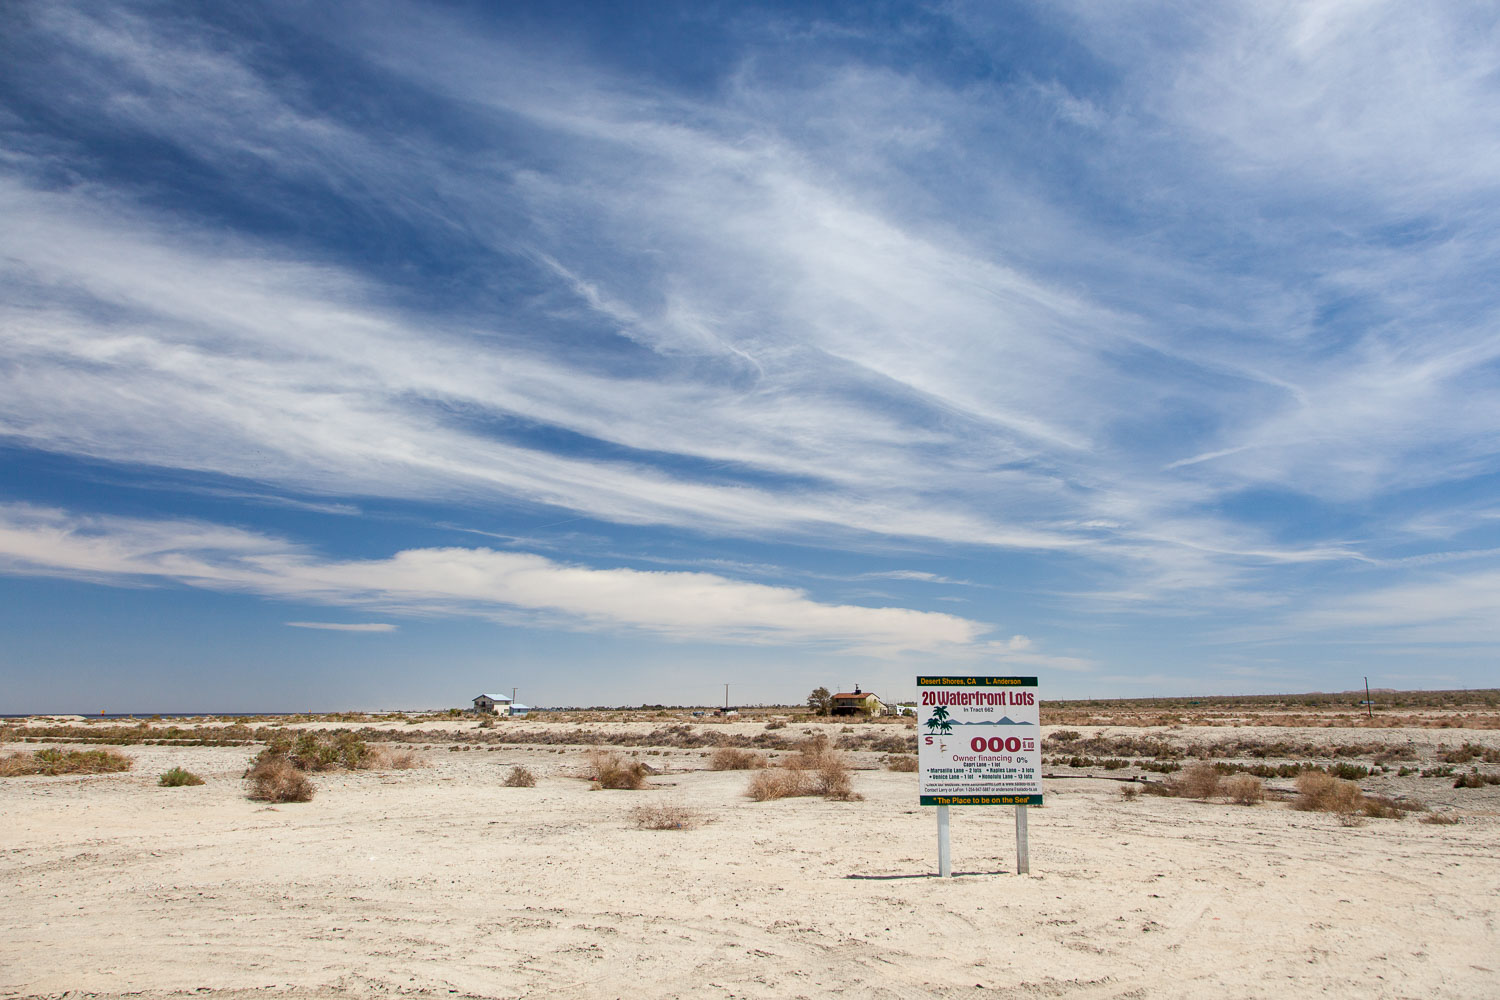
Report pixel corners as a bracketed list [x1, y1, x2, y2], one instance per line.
[926, 704, 953, 734]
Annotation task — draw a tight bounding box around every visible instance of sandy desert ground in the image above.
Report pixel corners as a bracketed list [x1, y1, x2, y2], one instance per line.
[3, 713, 1499, 1000]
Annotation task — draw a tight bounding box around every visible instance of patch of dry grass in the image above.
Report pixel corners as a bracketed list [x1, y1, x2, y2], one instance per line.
[158, 767, 205, 787]
[504, 765, 537, 787]
[630, 803, 702, 830]
[373, 748, 422, 769]
[745, 735, 862, 801]
[1293, 771, 1364, 823]
[708, 747, 767, 770]
[587, 751, 649, 790]
[884, 754, 918, 772]
[1222, 774, 1265, 805]
[746, 767, 815, 800]
[1169, 763, 1221, 800]
[246, 756, 314, 802]
[0, 748, 133, 776]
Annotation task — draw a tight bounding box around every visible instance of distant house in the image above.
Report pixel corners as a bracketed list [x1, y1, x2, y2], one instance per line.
[830, 685, 883, 716]
[472, 693, 517, 715]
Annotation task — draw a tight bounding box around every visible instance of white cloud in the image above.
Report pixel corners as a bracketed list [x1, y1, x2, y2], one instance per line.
[285, 622, 397, 632]
[5, 0, 1499, 639]
[0, 504, 985, 653]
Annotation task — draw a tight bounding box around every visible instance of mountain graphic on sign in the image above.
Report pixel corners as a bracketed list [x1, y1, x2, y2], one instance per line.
[950, 717, 1031, 725]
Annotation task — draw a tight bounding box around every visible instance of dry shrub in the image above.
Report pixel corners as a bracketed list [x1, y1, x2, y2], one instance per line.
[813, 753, 862, 801]
[1294, 771, 1364, 822]
[1421, 812, 1460, 825]
[884, 754, 918, 772]
[587, 751, 649, 790]
[1361, 794, 1422, 820]
[630, 803, 702, 830]
[262, 731, 373, 771]
[746, 767, 815, 801]
[504, 765, 537, 787]
[1170, 763, 1222, 800]
[376, 748, 421, 770]
[246, 756, 314, 802]
[1119, 783, 1139, 801]
[158, 767, 205, 787]
[747, 737, 861, 801]
[709, 747, 767, 770]
[1222, 774, 1265, 805]
[0, 748, 133, 776]
[787, 733, 832, 770]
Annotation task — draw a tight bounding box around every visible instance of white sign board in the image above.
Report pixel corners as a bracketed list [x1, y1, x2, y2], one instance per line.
[917, 676, 1042, 805]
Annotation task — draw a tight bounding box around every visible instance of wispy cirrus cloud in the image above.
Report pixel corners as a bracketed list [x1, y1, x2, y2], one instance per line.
[0, 504, 984, 653]
[286, 622, 397, 632]
[4, 0, 1500, 696]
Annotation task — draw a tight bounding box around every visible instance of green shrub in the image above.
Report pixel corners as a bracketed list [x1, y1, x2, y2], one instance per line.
[158, 767, 205, 787]
[0, 749, 134, 776]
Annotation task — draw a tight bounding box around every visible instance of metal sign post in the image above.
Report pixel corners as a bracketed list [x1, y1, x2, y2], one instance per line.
[937, 805, 952, 877]
[1015, 804, 1030, 874]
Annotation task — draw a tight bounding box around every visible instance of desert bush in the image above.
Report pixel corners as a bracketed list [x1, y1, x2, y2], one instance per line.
[158, 767, 205, 787]
[814, 753, 862, 801]
[377, 748, 421, 769]
[246, 756, 314, 802]
[1360, 794, 1415, 819]
[786, 733, 832, 769]
[630, 803, 702, 830]
[1171, 763, 1222, 800]
[261, 731, 373, 771]
[885, 754, 919, 772]
[0, 748, 134, 776]
[1119, 783, 1139, 801]
[1438, 742, 1500, 764]
[709, 747, 767, 770]
[1421, 812, 1461, 825]
[765, 720, 787, 730]
[1453, 770, 1500, 788]
[746, 767, 815, 801]
[1222, 774, 1264, 805]
[1293, 771, 1364, 821]
[587, 751, 649, 790]
[503, 765, 537, 787]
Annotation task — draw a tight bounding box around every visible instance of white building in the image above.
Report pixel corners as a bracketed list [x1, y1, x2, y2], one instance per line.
[472, 693, 529, 717]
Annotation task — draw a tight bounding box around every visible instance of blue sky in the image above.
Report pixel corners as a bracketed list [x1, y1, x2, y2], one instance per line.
[3, 1, 1499, 711]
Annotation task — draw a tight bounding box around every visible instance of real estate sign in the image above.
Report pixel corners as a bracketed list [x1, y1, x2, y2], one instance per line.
[917, 676, 1042, 806]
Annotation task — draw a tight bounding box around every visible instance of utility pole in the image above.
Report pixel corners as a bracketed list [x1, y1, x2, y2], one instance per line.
[1364, 676, 1372, 719]
[724, 683, 729, 709]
